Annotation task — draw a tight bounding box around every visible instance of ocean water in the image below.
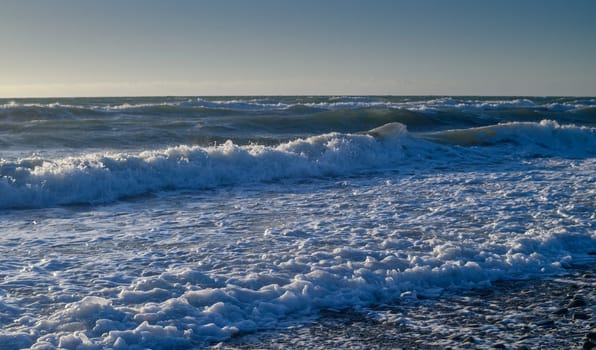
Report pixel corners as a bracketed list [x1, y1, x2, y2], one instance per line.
[0, 96, 594, 348]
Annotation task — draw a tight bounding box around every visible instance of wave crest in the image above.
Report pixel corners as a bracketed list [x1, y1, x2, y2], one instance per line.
[2, 120, 594, 209]
[0, 129, 411, 209]
[421, 120, 596, 156]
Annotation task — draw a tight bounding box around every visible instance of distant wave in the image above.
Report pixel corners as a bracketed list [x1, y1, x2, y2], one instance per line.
[2, 96, 596, 116]
[2, 97, 595, 154]
[1, 120, 594, 209]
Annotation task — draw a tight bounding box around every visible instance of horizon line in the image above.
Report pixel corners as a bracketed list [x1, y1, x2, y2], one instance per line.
[1, 94, 594, 99]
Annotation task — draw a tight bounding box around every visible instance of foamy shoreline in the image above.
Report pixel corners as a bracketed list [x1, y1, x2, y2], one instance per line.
[217, 267, 595, 349]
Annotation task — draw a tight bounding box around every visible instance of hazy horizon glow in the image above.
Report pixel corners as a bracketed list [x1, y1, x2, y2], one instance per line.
[2, 0, 595, 97]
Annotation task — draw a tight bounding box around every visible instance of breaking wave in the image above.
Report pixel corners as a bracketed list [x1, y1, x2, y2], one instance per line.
[1, 120, 594, 209]
[0, 127, 410, 209]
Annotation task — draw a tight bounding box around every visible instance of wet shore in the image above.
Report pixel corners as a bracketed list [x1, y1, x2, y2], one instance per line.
[215, 267, 595, 349]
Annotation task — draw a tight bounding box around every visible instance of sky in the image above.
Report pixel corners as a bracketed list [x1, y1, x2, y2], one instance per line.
[1, 0, 595, 97]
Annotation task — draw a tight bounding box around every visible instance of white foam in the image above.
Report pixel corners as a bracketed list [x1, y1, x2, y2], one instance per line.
[1, 154, 594, 348]
[2, 120, 594, 209]
[3, 97, 595, 114]
[0, 127, 418, 209]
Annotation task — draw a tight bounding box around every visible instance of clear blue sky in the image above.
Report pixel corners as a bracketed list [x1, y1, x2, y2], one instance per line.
[1, 0, 595, 97]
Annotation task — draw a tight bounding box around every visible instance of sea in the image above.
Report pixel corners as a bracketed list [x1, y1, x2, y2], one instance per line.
[0, 96, 594, 349]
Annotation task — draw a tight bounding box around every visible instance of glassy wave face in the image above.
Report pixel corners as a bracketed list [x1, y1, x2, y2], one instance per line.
[0, 96, 595, 348]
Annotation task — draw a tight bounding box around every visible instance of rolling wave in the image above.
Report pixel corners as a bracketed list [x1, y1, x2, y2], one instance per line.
[0, 128, 410, 209]
[2, 96, 595, 154]
[1, 120, 594, 209]
[420, 120, 596, 156]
